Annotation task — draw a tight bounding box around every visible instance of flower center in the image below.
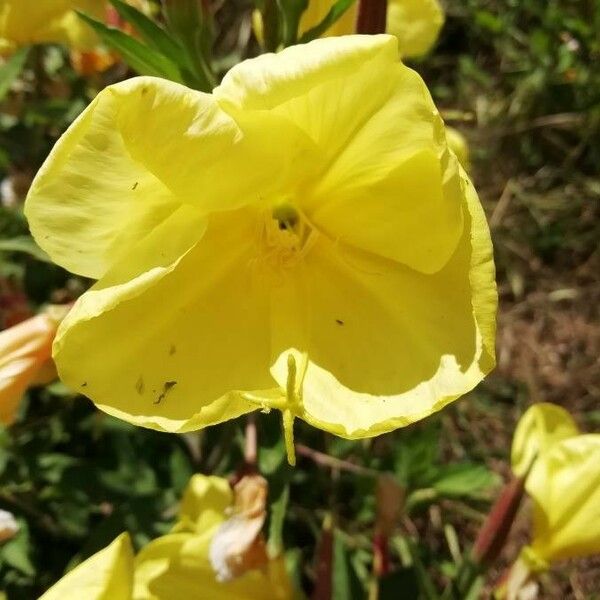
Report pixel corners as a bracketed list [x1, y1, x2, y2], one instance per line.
[257, 202, 315, 270]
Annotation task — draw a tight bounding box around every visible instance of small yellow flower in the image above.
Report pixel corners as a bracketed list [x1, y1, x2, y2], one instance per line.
[511, 402, 578, 478]
[0, 306, 69, 425]
[256, 0, 444, 58]
[0, 0, 104, 53]
[134, 475, 292, 599]
[510, 404, 600, 571]
[39, 475, 293, 599]
[26, 36, 497, 443]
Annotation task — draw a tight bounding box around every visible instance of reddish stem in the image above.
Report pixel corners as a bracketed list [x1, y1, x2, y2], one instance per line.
[472, 475, 526, 566]
[355, 0, 387, 35]
[373, 530, 390, 577]
[312, 524, 334, 600]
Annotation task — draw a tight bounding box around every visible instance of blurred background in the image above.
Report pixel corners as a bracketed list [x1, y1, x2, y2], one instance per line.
[0, 0, 599, 598]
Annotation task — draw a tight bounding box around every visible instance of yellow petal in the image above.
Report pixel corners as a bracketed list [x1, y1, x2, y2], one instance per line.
[26, 76, 309, 280]
[270, 166, 497, 438]
[525, 434, 600, 564]
[387, 0, 444, 58]
[446, 126, 470, 171]
[176, 475, 233, 534]
[40, 532, 134, 600]
[298, 0, 357, 38]
[278, 0, 442, 58]
[134, 534, 292, 600]
[217, 35, 463, 274]
[53, 207, 277, 433]
[511, 403, 579, 477]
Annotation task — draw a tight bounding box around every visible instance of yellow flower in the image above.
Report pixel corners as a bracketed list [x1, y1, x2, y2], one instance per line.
[445, 127, 470, 172]
[134, 475, 292, 599]
[0, 0, 104, 52]
[521, 435, 600, 570]
[25, 36, 497, 445]
[510, 404, 600, 571]
[39, 532, 135, 600]
[0, 305, 70, 425]
[256, 0, 444, 58]
[511, 402, 578, 478]
[40, 475, 293, 599]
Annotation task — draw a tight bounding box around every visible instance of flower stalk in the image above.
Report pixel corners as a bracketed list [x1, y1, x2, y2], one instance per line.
[355, 0, 387, 34]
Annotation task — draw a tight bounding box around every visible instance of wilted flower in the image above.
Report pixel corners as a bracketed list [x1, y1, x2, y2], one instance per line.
[40, 475, 293, 599]
[209, 474, 269, 581]
[0, 305, 70, 425]
[26, 35, 497, 444]
[135, 474, 291, 598]
[0, 509, 19, 543]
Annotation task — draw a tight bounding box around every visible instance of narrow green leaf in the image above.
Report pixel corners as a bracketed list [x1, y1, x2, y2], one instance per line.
[297, 0, 356, 43]
[432, 464, 499, 499]
[0, 47, 29, 102]
[277, 0, 309, 46]
[405, 538, 441, 600]
[267, 484, 289, 557]
[332, 531, 362, 600]
[108, 0, 188, 69]
[0, 236, 52, 263]
[76, 12, 183, 82]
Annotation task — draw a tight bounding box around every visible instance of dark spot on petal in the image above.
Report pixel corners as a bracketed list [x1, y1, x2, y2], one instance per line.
[135, 376, 145, 395]
[169, 345, 176, 356]
[81, 382, 87, 387]
[132, 182, 139, 190]
[335, 319, 344, 326]
[154, 381, 177, 405]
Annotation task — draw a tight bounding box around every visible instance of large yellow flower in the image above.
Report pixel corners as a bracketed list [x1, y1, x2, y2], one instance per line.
[511, 404, 600, 571]
[40, 475, 293, 600]
[258, 0, 444, 58]
[25, 35, 497, 443]
[0, 0, 104, 52]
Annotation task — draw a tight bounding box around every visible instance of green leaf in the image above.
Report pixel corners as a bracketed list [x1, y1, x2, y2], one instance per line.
[405, 538, 440, 600]
[297, 0, 356, 43]
[169, 445, 193, 494]
[432, 464, 499, 499]
[76, 11, 183, 82]
[268, 484, 289, 557]
[0, 236, 52, 263]
[108, 0, 188, 69]
[277, 0, 309, 46]
[1, 521, 35, 577]
[0, 47, 29, 102]
[332, 530, 362, 600]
